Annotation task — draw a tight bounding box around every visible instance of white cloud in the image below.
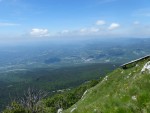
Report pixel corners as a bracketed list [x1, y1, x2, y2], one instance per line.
[0, 22, 20, 26]
[30, 28, 50, 37]
[26, 20, 150, 39]
[108, 23, 120, 30]
[59, 22, 150, 38]
[96, 20, 106, 25]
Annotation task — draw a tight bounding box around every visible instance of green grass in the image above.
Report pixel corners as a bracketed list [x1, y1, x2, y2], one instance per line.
[64, 59, 150, 113]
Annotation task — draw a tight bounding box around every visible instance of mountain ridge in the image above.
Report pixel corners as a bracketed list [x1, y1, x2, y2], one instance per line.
[64, 56, 150, 113]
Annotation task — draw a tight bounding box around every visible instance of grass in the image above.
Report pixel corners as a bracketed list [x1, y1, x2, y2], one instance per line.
[64, 58, 150, 113]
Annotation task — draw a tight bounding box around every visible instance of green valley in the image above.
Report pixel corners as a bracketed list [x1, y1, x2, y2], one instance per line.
[0, 63, 118, 111]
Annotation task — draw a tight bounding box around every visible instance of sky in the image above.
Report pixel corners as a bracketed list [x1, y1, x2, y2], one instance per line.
[0, 0, 150, 41]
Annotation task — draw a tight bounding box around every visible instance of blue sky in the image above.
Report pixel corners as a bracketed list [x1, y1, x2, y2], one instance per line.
[0, 0, 150, 40]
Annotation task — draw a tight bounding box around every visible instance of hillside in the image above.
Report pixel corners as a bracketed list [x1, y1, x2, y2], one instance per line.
[64, 57, 150, 113]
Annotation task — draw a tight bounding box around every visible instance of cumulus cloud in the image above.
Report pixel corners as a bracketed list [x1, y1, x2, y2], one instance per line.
[108, 23, 120, 30]
[59, 22, 150, 38]
[0, 22, 20, 26]
[30, 28, 49, 37]
[96, 20, 106, 25]
[26, 20, 150, 38]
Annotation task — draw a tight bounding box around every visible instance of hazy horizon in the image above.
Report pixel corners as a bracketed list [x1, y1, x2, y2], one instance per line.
[0, 0, 150, 43]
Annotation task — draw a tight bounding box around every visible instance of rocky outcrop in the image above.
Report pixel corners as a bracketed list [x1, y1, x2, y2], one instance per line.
[141, 61, 150, 73]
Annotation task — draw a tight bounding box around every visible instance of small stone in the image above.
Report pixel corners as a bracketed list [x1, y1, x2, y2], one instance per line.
[94, 109, 97, 112]
[71, 105, 77, 113]
[132, 95, 137, 101]
[57, 108, 63, 113]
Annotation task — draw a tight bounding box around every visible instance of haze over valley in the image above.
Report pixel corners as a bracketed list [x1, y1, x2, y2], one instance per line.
[0, 0, 150, 112]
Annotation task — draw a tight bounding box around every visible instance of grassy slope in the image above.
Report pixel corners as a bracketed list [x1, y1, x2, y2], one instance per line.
[64, 59, 150, 113]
